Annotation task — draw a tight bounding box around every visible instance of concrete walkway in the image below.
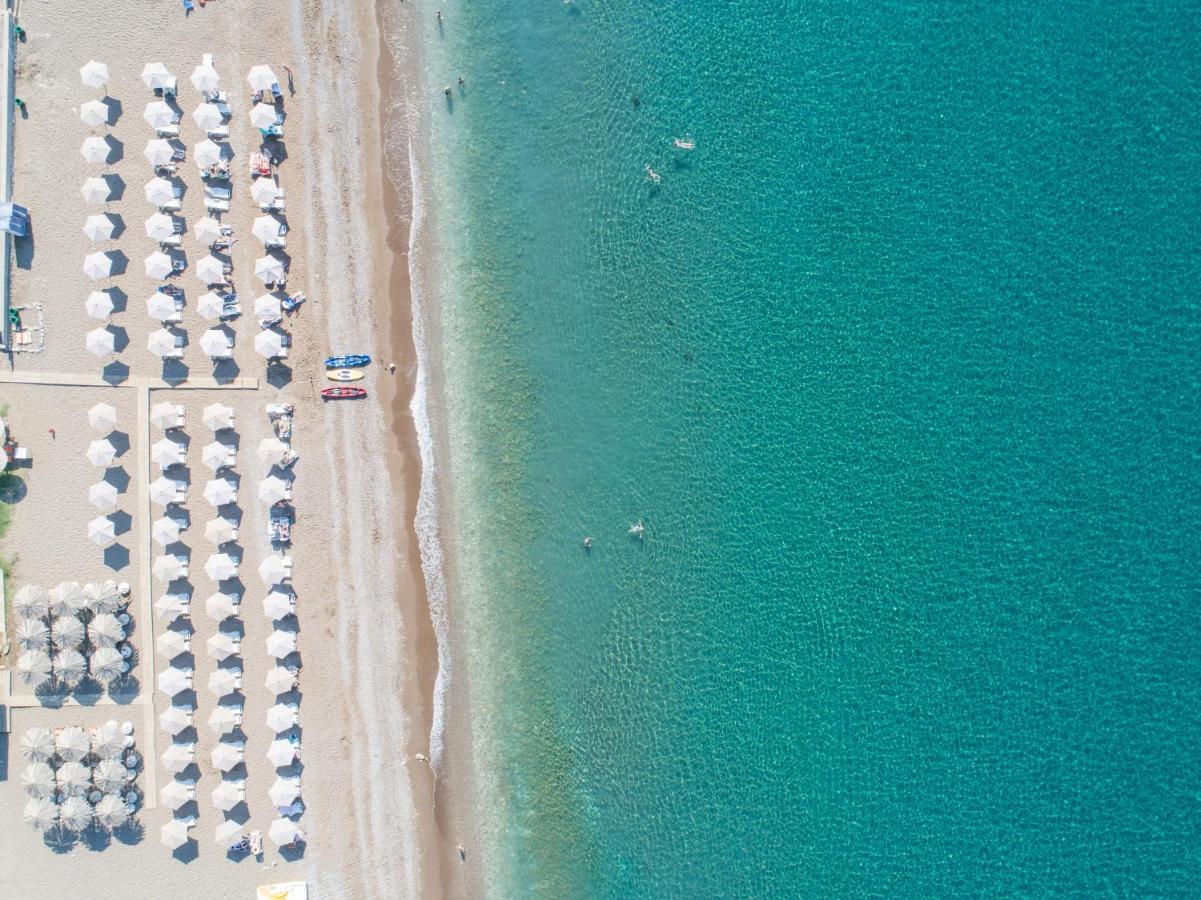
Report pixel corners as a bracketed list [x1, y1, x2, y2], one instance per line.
[0, 371, 260, 389]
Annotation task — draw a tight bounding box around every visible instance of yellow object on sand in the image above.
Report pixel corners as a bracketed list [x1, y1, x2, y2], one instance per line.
[326, 368, 365, 382]
[256, 883, 307, 900]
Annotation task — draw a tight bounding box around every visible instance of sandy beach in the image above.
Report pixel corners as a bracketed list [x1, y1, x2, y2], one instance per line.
[0, 1, 440, 897]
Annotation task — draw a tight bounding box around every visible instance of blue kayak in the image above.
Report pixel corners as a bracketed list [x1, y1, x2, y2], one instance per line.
[324, 354, 371, 369]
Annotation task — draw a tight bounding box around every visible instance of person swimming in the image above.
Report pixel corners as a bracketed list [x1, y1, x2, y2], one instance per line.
[645, 165, 661, 183]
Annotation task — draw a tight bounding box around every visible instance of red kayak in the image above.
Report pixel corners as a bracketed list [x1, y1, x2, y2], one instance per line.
[320, 386, 366, 400]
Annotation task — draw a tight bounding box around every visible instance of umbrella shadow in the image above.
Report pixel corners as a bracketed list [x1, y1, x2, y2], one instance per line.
[80, 823, 112, 851]
[102, 361, 130, 385]
[108, 286, 129, 313]
[44, 825, 79, 853]
[161, 359, 189, 384]
[103, 543, 130, 571]
[279, 839, 306, 862]
[113, 819, 144, 845]
[105, 136, 125, 164]
[103, 466, 130, 492]
[14, 228, 34, 269]
[34, 680, 69, 708]
[72, 679, 103, 706]
[108, 672, 140, 704]
[266, 360, 292, 387]
[111, 509, 133, 536]
[104, 249, 128, 276]
[107, 214, 127, 240]
[172, 838, 199, 863]
[108, 324, 129, 353]
[102, 173, 126, 201]
[213, 356, 241, 384]
[101, 97, 122, 125]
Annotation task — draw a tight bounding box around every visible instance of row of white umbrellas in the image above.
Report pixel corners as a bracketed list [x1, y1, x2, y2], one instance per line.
[79, 60, 277, 96]
[13, 581, 125, 619]
[81, 247, 285, 283]
[15, 612, 125, 651]
[24, 793, 132, 832]
[19, 722, 130, 765]
[157, 815, 301, 851]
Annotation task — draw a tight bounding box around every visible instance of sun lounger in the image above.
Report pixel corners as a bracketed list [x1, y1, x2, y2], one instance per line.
[272, 83, 283, 101]
[207, 125, 230, 139]
[154, 162, 179, 175]
[205, 183, 232, 200]
[205, 198, 230, 213]
[156, 124, 181, 138]
[159, 234, 183, 248]
[158, 198, 183, 212]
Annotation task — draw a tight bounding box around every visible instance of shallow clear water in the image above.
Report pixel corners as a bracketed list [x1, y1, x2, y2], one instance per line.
[414, 1, 1201, 895]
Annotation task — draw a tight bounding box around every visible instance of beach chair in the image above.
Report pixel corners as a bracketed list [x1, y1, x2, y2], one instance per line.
[159, 234, 183, 249]
[164, 335, 186, 360]
[205, 183, 232, 200]
[220, 295, 242, 319]
[207, 125, 230, 139]
[205, 198, 230, 213]
[156, 124, 181, 139]
[171, 257, 186, 275]
[271, 83, 283, 101]
[172, 481, 188, 502]
[159, 198, 183, 212]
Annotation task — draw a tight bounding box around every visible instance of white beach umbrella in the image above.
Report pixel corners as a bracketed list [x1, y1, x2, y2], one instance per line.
[80, 176, 112, 204]
[79, 99, 110, 128]
[86, 580, 124, 614]
[204, 554, 239, 582]
[254, 292, 282, 322]
[215, 820, 245, 850]
[85, 290, 115, 320]
[158, 667, 192, 698]
[267, 739, 298, 768]
[143, 138, 176, 166]
[161, 742, 195, 775]
[147, 328, 180, 359]
[16, 651, 52, 687]
[86, 437, 117, 467]
[202, 403, 236, 432]
[93, 758, 129, 793]
[83, 213, 116, 242]
[88, 515, 116, 547]
[247, 65, 278, 91]
[16, 618, 50, 651]
[91, 721, 126, 759]
[147, 291, 179, 320]
[82, 251, 113, 280]
[89, 613, 125, 649]
[254, 255, 285, 285]
[211, 780, 243, 812]
[86, 326, 116, 358]
[161, 819, 191, 850]
[252, 215, 285, 246]
[51, 615, 85, 650]
[259, 475, 291, 504]
[156, 629, 191, 659]
[202, 441, 235, 473]
[143, 100, 176, 129]
[159, 705, 192, 736]
[192, 102, 224, 130]
[152, 515, 183, 547]
[56, 726, 91, 762]
[206, 633, 239, 661]
[268, 819, 304, 847]
[58, 795, 94, 832]
[194, 138, 223, 168]
[211, 742, 244, 772]
[268, 777, 300, 807]
[199, 328, 234, 359]
[150, 437, 184, 469]
[145, 250, 175, 279]
[88, 402, 118, 432]
[251, 177, 281, 207]
[265, 666, 296, 695]
[208, 668, 239, 697]
[154, 593, 189, 622]
[149, 476, 182, 508]
[56, 761, 91, 797]
[80, 135, 113, 163]
[141, 62, 174, 90]
[144, 175, 177, 204]
[14, 584, 49, 619]
[204, 591, 239, 620]
[207, 706, 240, 737]
[204, 478, 238, 507]
[160, 779, 193, 810]
[22, 762, 57, 798]
[23, 797, 58, 831]
[191, 60, 220, 93]
[80, 60, 109, 89]
[153, 554, 187, 582]
[195, 254, 226, 285]
[95, 794, 130, 830]
[255, 329, 288, 360]
[49, 582, 86, 617]
[257, 438, 290, 466]
[19, 727, 55, 763]
[266, 704, 298, 733]
[54, 648, 87, 685]
[88, 480, 119, 512]
[249, 103, 278, 129]
[91, 646, 127, 684]
[151, 401, 184, 430]
[259, 555, 292, 588]
[196, 290, 226, 320]
[265, 629, 297, 658]
[262, 589, 294, 620]
[194, 216, 223, 245]
[145, 212, 176, 241]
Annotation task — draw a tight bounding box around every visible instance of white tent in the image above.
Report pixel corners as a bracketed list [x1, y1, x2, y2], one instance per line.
[59, 795, 94, 832]
[202, 441, 235, 473]
[15, 618, 49, 651]
[22, 797, 57, 831]
[143, 100, 177, 129]
[268, 777, 300, 807]
[147, 328, 181, 358]
[196, 290, 227, 320]
[19, 727, 55, 763]
[152, 515, 183, 547]
[266, 704, 298, 733]
[144, 176, 177, 204]
[158, 667, 192, 697]
[195, 254, 227, 285]
[215, 820, 244, 850]
[85, 290, 115, 321]
[251, 177, 282, 207]
[87, 437, 117, 467]
[254, 292, 282, 323]
[82, 251, 114, 280]
[153, 554, 187, 581]
[252, 215, 284, 246]
[144, 138, 176, 166]
[161, 742, 195, 775]
[149, 476, 183, 507]
[88, 480, 119, 511]
[265, 666, 296, 695]
[154, 593, 189, 622]
[211, 742, 244, 772]
[83, 213, 116, 242]
[262, 590, 294, 620]
[151, 401, 185, 429]
[145, 250, 175, 279]
[249, 103, 278, 129]
[208, 668, 239, 697]
[259, 555, 293, 587]
[141, 62, 174, 91]
[88, 402, 118, 432]
[206, 633, 239, 661]
[145, 212, 176, 241]
[159, 705, 192, 736]
[80, 60, 109, 89]
[79, 99, 110, 128]
[49, 582, 86, 617]
[255, 329, 288, 359]
[268, 819, 304, 847]
[191, 60, 220, 93]
[160, 779, 193, 810]
[204, 479, 238, 507]
[267, 739, 299, 768]
[50, 615, 85, 649]
[22, 762, 57, 798]
[204, 554, 239, 581]
[56, 726, 91, 762]
[86, 326, 116, 358]
[161, 818, 191, 850]
[156, 629, 190, 659]
[16, 651, 51, 687]
[14, 584, 49, 619]
[259, 475, 291, 504]
[56, 761, 91, 796]
[88, 515, 116, 547]
[194, 138, 223, 168]
[89, 613, 125, 648]
[254, 255, 285, 285]
[211, 780, 244, 812]
[204, 591, 239, 620]
[150, 437, 184, 469]
[93, 758, 129, 792]
[246, 65, 279, 91]
[199, 328, 234, 359]
[80, 135, 113, 164]
[81, 176, 112, 204]
[194, 216, 223, 245]
[202, 402, 235, 431]
[91, 646, 127, 684]
[265, 629, 297, 658]
[91, 720, 126, 759]
[192, 102, 224, 130]
[207, 706, 240, 737]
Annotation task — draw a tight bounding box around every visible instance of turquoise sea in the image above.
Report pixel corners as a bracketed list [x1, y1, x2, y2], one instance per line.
[413, 1, 1201, 895]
